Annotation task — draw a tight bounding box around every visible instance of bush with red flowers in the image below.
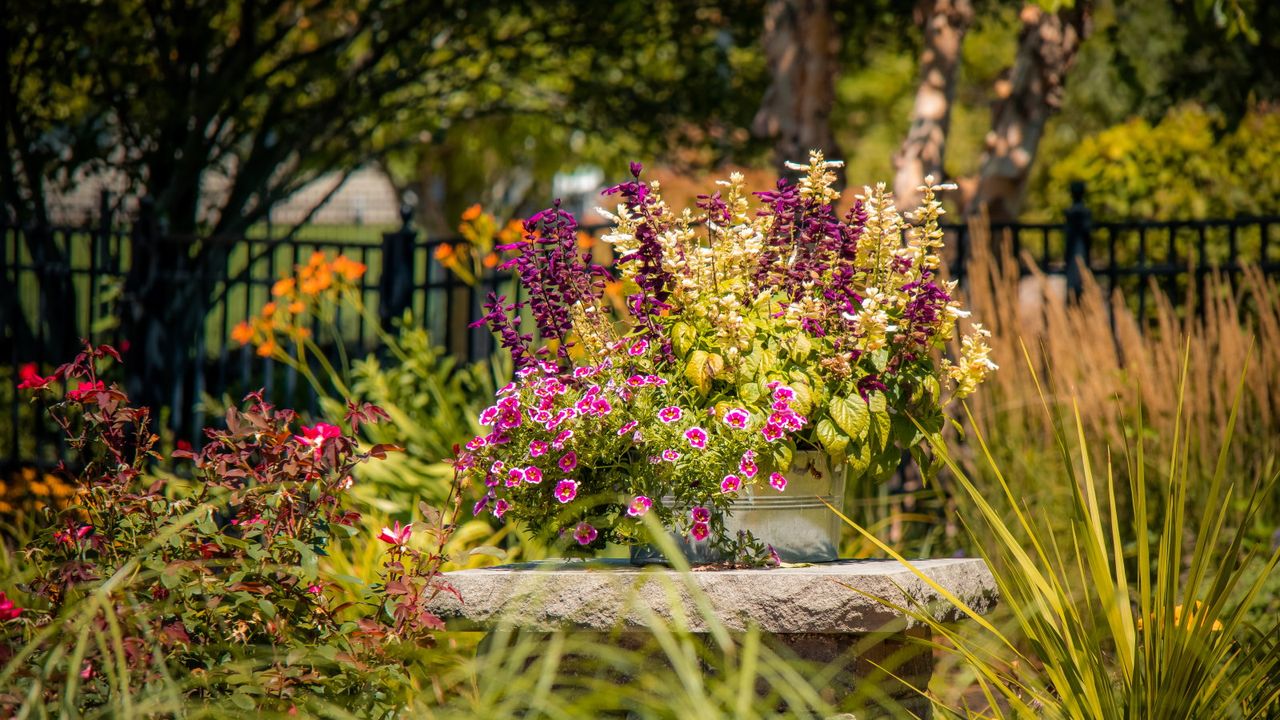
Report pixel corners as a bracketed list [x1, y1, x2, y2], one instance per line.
[0, 343, 459, 715]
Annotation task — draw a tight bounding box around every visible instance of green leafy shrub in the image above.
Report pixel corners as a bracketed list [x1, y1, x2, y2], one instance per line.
[346, 325, 507, 509]
[1047, 103, 1280, 220]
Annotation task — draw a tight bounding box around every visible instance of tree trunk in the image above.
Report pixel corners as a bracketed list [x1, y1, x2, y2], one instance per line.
[752, 0, 842, 184]
[966, 3, 1089, 222]
[893, 0, 974, 210]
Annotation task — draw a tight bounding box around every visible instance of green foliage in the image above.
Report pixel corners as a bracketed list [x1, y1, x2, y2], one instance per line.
[345, 325, 508, 510]
[837, 352, 1280, 718]
[1045, 103, 1280, 219]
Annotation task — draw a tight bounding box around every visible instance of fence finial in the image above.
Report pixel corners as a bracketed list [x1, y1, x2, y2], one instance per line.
[1065, 181, 1091, 300]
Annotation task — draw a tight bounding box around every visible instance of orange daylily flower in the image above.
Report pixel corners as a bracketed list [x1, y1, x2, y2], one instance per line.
[332, 255, 366, 281]
[435, 243, 456, 261]
[461, 204, 483, 222]
[482, 253, 499, 268]
[1136, 602, 1224, 632]
[498, 219, 524, 244]
[231, 321, 254, 345]
[299, 267, 332, 295]
[272, 277, 296, 297]
[256, 339, 277, 357]
[262, 302, 278, 316]
[288, 301, 305, 314]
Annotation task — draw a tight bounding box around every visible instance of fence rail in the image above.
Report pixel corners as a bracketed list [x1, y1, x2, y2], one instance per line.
[4, 189, 1280, 469]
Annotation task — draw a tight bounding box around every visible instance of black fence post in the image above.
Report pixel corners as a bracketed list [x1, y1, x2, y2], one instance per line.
[380, 204, 417, 331]
[1064, 180, 1092, 300]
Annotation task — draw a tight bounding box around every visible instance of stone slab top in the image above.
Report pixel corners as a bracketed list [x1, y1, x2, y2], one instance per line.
[426, 557, 997, 634]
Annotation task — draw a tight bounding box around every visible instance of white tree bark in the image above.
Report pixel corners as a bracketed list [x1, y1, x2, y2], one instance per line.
[967, 3, 1089, 222]
[752, 0, 842, 184]
[894, 0, 974, 210]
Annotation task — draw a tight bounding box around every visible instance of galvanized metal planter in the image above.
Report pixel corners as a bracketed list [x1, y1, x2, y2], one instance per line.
[630, 450, 847, 565]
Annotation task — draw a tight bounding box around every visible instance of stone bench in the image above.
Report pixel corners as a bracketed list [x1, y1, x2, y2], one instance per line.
[427, 558, 998, 717]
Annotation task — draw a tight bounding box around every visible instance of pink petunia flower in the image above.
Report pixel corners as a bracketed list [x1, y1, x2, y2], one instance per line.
[662, 449, 680, 462]
[644, 375, 667, 386]
[66, 380, 106, 402]
[506, 468, 526, 487]
[761, 423, 784, 442]
[0, 591, 23, 621]
[377, 521, 413, 546]
[473, 496, 491, 515]
[558, 451, 578, 472]
[720, 474, 742, 493]
[296, 422, 342, 451]
[769, 472, 788, 491]
[573, 522, 598, 545]
[552, 429, 574, 449]
[618, 420, 639, 436]
[16, 363, 53, 391]
[626, 375, 646, 387]
[627, 496, 653, 517]
[691, 506, 711, 523]
[494, 499, 510, 518]
[739, 453, 758, 479]
[690, 522, 710, 542]
[466, 435, 488, 451]
[772, 385, 795, 401]
[496, 409, 523, 429]
[479, 405, 500, 425]
[629, 339, 649, 356]
[529, 439, 549, 457]
[722, 408, 750, 429]
[684, 427, 708, 449]
[524, 466, 543, 484]
[658, 406, 683, 424]
[554, 479, 579, 504]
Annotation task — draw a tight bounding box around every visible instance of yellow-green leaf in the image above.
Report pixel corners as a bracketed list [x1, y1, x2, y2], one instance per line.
[815, 418, 849, 462]
[684, 350, 724, 395]
[672, 321, 697, 358]
[830, 395, 870, 440]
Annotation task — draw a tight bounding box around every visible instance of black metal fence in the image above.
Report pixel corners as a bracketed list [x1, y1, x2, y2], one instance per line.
[4, 188, 1280, 468]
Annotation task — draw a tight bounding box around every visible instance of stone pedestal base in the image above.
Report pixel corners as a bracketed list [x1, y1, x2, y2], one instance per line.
[430, 558, 996, 717]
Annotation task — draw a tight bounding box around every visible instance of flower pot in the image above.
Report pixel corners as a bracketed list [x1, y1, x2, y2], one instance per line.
[630, 451, 847, 565]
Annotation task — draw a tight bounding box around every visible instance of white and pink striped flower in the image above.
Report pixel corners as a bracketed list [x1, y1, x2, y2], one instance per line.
[554, 479, 579, 504]
[627, 496, 653, 517]
[658, 406, 683, 424]
[684, 427, 708, 449]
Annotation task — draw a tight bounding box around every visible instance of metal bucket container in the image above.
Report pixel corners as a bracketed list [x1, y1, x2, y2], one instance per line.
[630, 451, 847, 565]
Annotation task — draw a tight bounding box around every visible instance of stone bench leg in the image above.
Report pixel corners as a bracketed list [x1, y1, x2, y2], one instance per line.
[474, 627, 933, 718]
[766, 627, 933, 718]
